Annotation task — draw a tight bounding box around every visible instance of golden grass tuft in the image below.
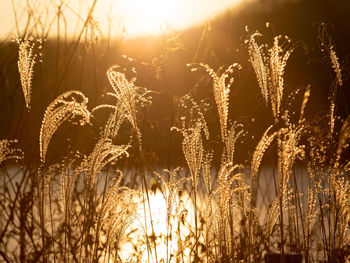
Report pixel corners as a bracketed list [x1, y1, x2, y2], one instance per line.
[16, 34, 42, 110]
[247, 32, 298, 122]
[3, 20, 350, 263]
[188, 63, 241, 141]
[0, 139, 23, 164]
[39, 91, 91, 163]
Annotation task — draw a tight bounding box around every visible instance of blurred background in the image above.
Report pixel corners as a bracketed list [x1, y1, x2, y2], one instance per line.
[0, 0, 349, 168]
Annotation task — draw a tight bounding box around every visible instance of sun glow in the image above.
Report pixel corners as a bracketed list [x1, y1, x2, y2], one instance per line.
[117, 190, 197, 262]
[0, 0, 245, 39]
[129, 0, 175, 32]
[102, 0, 244, 37]
[113, 0, 181, 36]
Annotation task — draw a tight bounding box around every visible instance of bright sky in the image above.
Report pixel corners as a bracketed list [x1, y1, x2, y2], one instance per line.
[0, 0, 245, 39]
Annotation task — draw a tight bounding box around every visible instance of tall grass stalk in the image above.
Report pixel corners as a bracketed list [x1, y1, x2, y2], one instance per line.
[2, 7, 350, 260]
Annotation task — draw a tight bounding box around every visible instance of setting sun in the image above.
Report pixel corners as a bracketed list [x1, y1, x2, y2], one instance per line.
[108, 0, 242, 37]
[117, 0, 178, 35]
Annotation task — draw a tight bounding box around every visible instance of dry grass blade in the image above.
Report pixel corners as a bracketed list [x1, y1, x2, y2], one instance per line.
[173, 94, 209, 138]
[278, 125, 305, 197]
[189, 63, 241, 141]
[247, 32, 269, 105]
[39, 91, 91, 162]
[82, 137, 129, 190]
[247, 32, 298, 122]
[155, 168, 189, 217]
[202, 150, 213, 194]
[299, 85, 311, 123]
[318, 23, 343, 87]
[302, 187, 317, 253]
[16, 34, 43, 110]
[60, 159, 83, 220]
[250, 125, 277, 180]
[328, 169, 350, 249]
[269, 36, 294, 120]
[182, 125, 203, 191]
[0, 139, 23, 164]
[103, 65, 152, 148]
[107, 65, 139, 132]
[214, 164, 249, 213]
[267, 197, 281, 235]
[102, 105, 125, 140]
[318, 23, 343, 136]
[172, 95, 208, 190]
[336, 114, 350, 163]
[211, 163, 250, 259]
[98, 174, 139, 257]
[223, 122, 245, 164]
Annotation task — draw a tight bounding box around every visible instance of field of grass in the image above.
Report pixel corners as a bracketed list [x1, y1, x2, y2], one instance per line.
[0, 1, 350, 262]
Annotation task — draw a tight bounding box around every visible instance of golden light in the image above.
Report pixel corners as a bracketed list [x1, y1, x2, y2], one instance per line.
[0, 0, 245, 39]
[103, 0, 244, 37]
[113, 0, 181, 36]
[117, 190, 197, 262]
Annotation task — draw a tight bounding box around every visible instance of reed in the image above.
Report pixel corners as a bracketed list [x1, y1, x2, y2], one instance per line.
[1, 4, 349, 262]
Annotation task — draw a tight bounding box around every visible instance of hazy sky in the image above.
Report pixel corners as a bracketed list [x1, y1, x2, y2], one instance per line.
[0, 0, 245, 39]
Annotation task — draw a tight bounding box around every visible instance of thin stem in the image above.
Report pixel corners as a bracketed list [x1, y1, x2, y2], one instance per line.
[193, 187, 199, 261]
